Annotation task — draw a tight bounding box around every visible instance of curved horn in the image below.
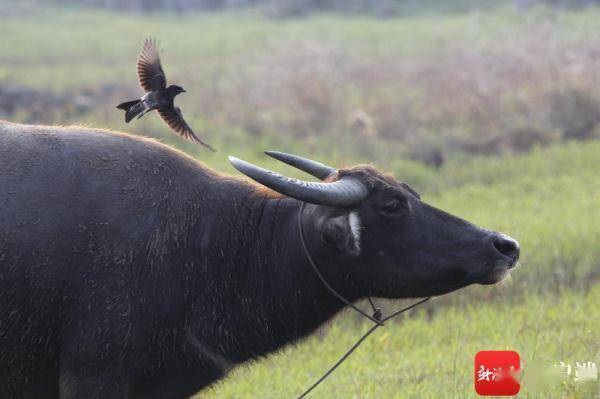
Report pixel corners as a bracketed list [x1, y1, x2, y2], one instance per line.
[229, 156, 367, 207]
[264, 151, 336, 180]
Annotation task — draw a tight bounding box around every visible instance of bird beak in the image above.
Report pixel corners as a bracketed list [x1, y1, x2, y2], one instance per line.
[181, 89, 187, 93]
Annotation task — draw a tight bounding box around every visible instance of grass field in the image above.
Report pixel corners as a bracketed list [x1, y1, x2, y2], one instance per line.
[200, 284, 600, 398]
[1, 2, 599, 398]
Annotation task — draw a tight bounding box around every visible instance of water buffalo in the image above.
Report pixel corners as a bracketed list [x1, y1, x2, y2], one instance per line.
[0, 121, 519, 398]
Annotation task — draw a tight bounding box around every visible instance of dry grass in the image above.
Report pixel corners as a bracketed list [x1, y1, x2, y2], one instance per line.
[194, 21, 600, 163]
[1, 5, 600, 163]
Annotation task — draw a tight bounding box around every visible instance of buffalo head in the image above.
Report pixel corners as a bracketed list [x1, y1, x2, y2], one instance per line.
[229, 152, 519, 299]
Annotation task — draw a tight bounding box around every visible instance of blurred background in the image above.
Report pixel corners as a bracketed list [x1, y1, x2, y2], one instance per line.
[1, 0, 599, 397]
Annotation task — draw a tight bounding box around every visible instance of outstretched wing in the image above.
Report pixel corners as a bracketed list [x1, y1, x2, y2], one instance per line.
[158, 106, 216, 151]
[137, 37, 166, 92]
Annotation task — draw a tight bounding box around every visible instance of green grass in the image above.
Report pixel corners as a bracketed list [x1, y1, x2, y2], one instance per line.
[427, 142, 600, 299]
[199, 284, 600, 398]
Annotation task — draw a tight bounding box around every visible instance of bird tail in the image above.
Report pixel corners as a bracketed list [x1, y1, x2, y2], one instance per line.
[116, 99, 145, 123]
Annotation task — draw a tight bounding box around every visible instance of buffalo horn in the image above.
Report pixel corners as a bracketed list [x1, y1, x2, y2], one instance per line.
[264, 151, 336, 180]
[228, 156, 367, 207]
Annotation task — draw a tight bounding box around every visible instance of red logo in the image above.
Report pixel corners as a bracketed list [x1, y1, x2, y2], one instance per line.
[475, 350, 521, 396]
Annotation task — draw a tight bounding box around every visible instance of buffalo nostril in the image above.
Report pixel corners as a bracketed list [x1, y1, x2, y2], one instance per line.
[492, 235, 520, 261]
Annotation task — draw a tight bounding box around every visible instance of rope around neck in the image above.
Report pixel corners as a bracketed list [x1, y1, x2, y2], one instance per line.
[296, 201, 431, 398]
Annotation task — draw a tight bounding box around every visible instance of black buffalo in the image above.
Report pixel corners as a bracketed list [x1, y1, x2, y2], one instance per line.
[0, 121, 519, 398]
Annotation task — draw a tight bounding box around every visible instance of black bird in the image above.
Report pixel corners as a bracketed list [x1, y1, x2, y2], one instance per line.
[117, 37, 215, 151]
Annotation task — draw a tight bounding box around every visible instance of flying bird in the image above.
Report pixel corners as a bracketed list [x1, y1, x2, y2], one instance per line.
[117, 37, 215, 151]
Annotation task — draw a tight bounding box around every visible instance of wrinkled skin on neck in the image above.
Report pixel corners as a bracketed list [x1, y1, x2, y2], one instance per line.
[187, 196, 354, 365]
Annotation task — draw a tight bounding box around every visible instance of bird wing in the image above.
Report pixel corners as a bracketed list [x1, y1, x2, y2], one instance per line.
[137, 37, 166, 92]
[157, 106, 216, 151]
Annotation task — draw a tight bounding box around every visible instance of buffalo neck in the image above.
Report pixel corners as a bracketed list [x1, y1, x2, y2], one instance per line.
[188, 186, 358, 363]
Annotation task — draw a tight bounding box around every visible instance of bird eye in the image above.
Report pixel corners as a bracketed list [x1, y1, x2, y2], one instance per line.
[380, 198, 407, 215]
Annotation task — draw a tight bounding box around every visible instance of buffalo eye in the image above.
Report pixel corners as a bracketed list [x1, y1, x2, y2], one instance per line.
[380, 197, 408, 215]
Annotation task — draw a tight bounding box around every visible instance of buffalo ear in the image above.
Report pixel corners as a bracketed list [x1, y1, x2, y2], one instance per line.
[321, 214, 361, 257]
